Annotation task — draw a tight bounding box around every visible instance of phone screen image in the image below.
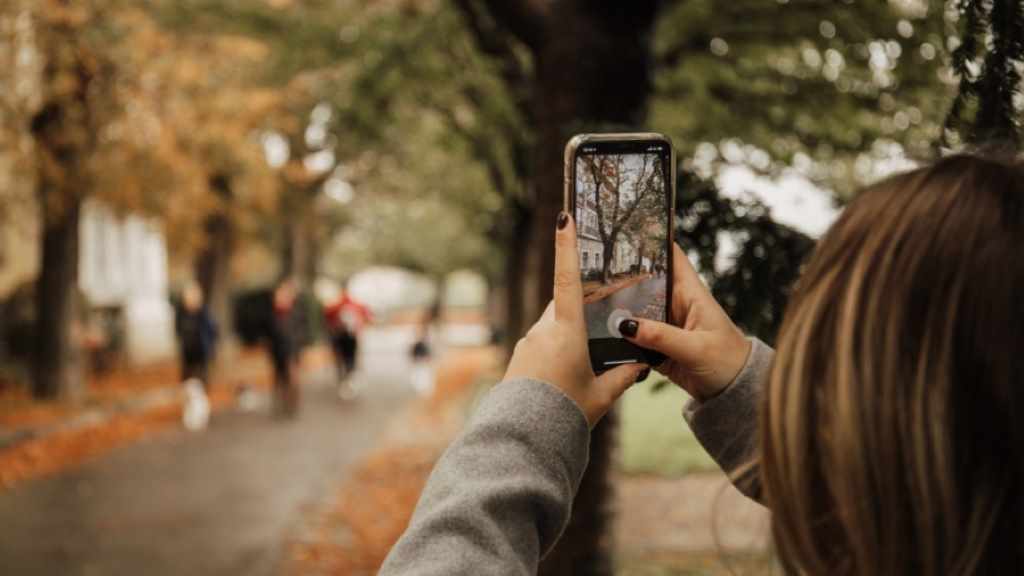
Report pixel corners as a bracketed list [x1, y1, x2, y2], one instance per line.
[573, 142, 672, 370]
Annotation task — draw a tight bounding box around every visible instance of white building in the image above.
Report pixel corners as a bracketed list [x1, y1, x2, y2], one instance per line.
[79, 200, 176, 363]
[575, 193, 603, 275]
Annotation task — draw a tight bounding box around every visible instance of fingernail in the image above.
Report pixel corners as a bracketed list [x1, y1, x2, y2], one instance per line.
[556, 211, 569, 230]
[619, 319, 638, 338]
[635, 368, 651, 383]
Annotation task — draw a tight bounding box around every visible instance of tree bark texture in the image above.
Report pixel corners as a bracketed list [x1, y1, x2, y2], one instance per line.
[32, 193, 83, 400]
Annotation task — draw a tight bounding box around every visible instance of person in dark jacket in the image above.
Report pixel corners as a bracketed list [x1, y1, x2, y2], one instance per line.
[268, 279, 302, 415]
[174, 282, 218, 390]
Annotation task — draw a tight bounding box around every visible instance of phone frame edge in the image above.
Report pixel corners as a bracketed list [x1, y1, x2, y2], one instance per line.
[563, 132, 677, 372]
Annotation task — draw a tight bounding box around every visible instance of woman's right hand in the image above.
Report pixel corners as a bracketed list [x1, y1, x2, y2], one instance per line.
[619, 244, 751, 402]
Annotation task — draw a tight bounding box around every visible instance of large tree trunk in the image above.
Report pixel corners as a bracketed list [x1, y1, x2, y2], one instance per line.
[527, 2, 658, 314]
[194, 173, 234, 343]
[540, 411, 617, 574]
[29, 6, 98, 401]
[32, 194, 83, 400]
[502, 202, 533, 352]
[529, 3, 660, 574]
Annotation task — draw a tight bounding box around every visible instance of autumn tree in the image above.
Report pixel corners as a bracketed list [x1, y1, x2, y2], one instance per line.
[622, 191, 668, 276]
[25, 0, 117, 399]
[578, 153, 663, 284]
[266, 94, 340, 287]
[120, 14, 281, 332]
[148, 0, 507, 285]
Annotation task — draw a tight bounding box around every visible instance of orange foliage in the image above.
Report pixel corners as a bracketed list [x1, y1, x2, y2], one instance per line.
[0, 403, 182, 489]
[0, 346, 288, 490]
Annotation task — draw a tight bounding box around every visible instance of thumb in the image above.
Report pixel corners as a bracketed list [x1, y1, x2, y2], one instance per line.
[594, 363, 646, 408]
[619, 318, 709, 368]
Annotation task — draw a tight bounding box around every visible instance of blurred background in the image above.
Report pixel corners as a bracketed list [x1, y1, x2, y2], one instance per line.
[0, 0, 1018, 574]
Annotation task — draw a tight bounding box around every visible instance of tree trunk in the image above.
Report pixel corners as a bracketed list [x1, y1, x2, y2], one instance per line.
[540, 412, 617, 575]
[29, 9, 98, 401]
[530, 3, 660, 574]
[503, 202, 533, 353]
[194, 173, 234, 344]
[281, 201, 318, 288]
[602, 239, 615, 284]
[281, 218, 299, 281]
[32, 194, 83, 400]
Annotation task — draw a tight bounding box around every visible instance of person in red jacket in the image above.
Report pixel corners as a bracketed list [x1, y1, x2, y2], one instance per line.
[323, 288, 372, 389]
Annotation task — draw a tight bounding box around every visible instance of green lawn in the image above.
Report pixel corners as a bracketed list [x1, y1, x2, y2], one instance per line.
[617, 375, 717, 476]
[615, 551, 775, 576]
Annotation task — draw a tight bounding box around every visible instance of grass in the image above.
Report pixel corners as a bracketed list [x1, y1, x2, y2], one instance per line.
[617, 375, 717, 476]
[615, 551, 775, 576]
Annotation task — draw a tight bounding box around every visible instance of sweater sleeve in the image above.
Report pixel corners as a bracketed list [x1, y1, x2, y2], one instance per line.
[683, 337, 773, 502]
[379, 378, 591, 576]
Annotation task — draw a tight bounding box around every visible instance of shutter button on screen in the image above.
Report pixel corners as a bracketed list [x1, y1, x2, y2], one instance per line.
[607, 309, 633, 339]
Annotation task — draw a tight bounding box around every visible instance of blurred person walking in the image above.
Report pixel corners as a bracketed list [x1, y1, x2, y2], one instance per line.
[174, 282, 217, 431]
[323, 287, 372, 398]
[268, 279, 303, 416]
[408, 298, 441, 396]
[174, 282, 218, 390]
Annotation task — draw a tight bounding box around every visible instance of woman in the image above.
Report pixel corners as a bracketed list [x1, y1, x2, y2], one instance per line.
[175, 282, 218, 390]
[381, 154, 1024, 575]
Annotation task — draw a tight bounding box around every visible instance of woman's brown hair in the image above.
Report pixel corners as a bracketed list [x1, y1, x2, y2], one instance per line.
[760, 154, 1024, 575]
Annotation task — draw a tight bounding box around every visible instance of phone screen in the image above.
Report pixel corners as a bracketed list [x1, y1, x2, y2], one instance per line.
[573, 139, 673, 371]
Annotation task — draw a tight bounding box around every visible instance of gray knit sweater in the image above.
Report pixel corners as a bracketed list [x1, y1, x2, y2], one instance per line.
[379, 338, 773, 575]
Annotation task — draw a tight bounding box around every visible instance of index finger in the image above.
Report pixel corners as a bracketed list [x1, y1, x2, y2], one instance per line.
[672, 242, 710, 303]
[554, 212, 584, 324]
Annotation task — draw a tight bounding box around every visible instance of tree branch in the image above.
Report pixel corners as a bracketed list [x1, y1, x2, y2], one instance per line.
[427, 93, 513, 200]
[454, 0, 519, 62]
[451, 0, 534, 124]
[470, 0, 547, 50]
[610, 155, 653, 239]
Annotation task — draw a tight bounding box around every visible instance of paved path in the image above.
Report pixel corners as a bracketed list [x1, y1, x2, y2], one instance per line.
[585, 275, 668, 338]
[0, 327, 422, 576]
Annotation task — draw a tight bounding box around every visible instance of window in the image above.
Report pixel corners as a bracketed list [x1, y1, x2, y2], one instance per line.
[583, 252, 589, 268]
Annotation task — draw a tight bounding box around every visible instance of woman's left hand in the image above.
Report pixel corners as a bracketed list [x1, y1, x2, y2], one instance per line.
[503, 212, 647, 428]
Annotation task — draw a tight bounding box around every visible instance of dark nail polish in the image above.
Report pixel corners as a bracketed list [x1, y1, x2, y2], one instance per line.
[619, 319, 638, 338]
[636, 368, 651, 383]
[556, 211, 569, 230]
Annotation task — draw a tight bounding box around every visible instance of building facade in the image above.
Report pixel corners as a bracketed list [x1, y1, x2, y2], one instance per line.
[575, 193, 604, 276]
[79, 200, 175, 363]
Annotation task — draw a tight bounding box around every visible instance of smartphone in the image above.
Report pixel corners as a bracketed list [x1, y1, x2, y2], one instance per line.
[564, 133, 676, 373]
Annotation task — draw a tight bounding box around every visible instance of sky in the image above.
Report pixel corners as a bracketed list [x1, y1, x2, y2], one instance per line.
[718, 165, 839, 238]
[710, 150, 917, 273]
[712, 165, 840, 273]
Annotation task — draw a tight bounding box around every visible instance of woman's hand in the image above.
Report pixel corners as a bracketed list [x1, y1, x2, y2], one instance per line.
[618, 244, 751, 402]
[503, 212, 646, 427]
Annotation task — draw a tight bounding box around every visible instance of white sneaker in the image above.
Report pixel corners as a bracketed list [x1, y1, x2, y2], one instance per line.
[182, 378, 210, 431]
